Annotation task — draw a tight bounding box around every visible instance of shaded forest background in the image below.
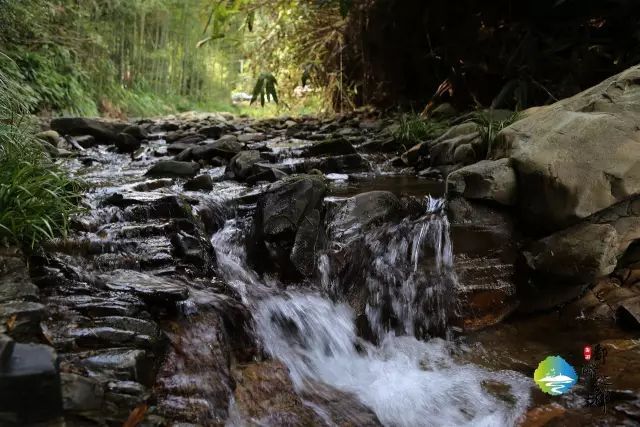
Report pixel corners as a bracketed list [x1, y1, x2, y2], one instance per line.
[1, 0, 640, 118]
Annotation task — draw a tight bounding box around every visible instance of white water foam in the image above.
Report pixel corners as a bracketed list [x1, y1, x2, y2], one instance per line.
[211, 198, 531, 427]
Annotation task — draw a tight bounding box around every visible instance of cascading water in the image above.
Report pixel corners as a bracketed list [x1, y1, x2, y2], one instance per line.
[212, 196, 531, 427]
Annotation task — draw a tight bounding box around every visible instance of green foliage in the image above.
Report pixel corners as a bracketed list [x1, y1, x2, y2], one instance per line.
[393, 114, 448, 145]
[0, 69, 83, 248]
[250, 73, 278, 107]
[470, 111, 521, 155]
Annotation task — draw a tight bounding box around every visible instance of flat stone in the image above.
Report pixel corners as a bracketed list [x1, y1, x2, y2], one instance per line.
[0, 344, 63, 424]
[61, 373, 104, 411]
[145, 160, 200, 178]
[67, 327, 137, 349]
[183, 174, 214, 191]
[0, 301, 45, 341]
[100, 270, 189, 306]
[0, 257, 39, 303]
[80, 349, 147, 382]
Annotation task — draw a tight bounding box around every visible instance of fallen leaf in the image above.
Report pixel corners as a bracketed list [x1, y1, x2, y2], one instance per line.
[123, 403, 147, 427]
[6, 315, 17, 332]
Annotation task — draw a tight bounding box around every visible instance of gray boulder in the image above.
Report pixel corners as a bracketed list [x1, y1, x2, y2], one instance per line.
[492, 64, 640, 233]
[447, 159, 517, 206]
[524, 223, 619, 284]
[51, 117, 127, 144]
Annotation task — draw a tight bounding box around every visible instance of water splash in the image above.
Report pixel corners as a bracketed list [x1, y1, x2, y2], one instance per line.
[322, 196, 457, 340]
[211, 197, 530, 427]
[254, 292, 531, 427]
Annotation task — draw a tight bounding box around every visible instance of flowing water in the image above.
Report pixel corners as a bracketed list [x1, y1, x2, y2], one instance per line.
[212, 196, 532, 427]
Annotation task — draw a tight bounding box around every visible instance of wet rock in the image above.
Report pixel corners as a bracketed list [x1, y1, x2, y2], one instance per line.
[328, 191, 404, 241]
[99, 269, 189, 307]
[303, 137, 357, 157]
[66, 326, 154, 349]
[429, 131, 481, 166]
[167, 135, 205, 154]
[317, 153, 369, 174]
[0, 343, 63, 424]
[63, 295, 146, 318]
[116, 132, 142, 153]
[61, 373, 104, 411]
[51, 117, 126, 144]
[446, 158, 517, 206]
[145, 160, 200, 178]
[301, 382, 383, 426]
[191, 138, 243, 161]
[246, 167, 288, 185]
[125, 195, 193, 221]
[238, 132, 265, 143]
[198, 125, 224, 139]
[0, 301, 44, 341]
[71, 134, 96, 149]
[80, 348, 149, 382]
[452, 143, 476, 165]
[447, 197, 520, 328]
[123, 124, 148, 140]
[225, 150, 261, 181]
[524, 223, 619, 284]
[184, 174, 213, 191]
[0, 256, 39, 303]
[232, 360, 326, 426]
[617, 297, 640, 329]
[36, 130, 62, 147]
[518, 403, 566, 427]
[250, 174, 327, 280]
[492, 64, 640, 233]
[132, 178, 174, 192]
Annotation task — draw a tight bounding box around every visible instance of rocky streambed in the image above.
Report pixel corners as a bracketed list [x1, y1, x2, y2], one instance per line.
[1, 66, 640, 426]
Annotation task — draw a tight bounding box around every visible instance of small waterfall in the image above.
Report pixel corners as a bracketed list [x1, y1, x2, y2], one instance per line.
[211, 196, 531, 427]
[322, 196, 457, 340]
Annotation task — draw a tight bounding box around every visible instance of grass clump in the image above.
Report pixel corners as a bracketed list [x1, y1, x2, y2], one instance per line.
[393, 114, 448, 145]
[0, 68, 83, 248]
[470, 111, 521, 155]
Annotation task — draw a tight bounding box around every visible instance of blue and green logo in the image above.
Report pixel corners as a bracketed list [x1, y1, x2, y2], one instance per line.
[534, 355, 578, 395]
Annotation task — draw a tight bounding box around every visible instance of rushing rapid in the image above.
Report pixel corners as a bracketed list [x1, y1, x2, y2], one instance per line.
[212, 197, 531, 427]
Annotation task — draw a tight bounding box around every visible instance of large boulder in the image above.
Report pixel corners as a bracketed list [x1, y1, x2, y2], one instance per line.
[492, 65, 640, 233]
[524, 223, 619, 284]
[249, 175, 327, 280]
[50, 117, 127, 144]
[447, 159, 517, 206]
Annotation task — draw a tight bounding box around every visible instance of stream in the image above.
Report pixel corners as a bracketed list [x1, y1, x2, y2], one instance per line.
[31, 113, 640, 426]
[212, 198, 531, 426]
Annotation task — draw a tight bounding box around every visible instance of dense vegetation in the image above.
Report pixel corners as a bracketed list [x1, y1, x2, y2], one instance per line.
[3, 1, 639, 118]
[0, 68, 81, 248]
